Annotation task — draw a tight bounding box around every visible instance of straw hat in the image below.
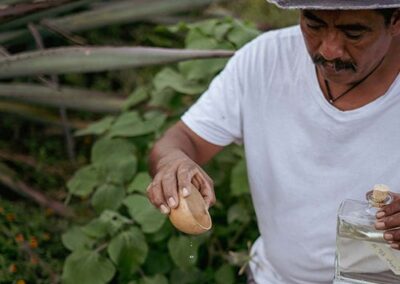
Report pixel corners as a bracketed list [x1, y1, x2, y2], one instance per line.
[266, 0, 400, 9]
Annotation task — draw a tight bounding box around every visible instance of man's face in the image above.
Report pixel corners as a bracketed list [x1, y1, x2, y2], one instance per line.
[300, 9, 397, 84]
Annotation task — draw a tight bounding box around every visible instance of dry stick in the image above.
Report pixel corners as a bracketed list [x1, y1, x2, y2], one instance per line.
[40, 19, 87, 46]
[0, 171, 74, 218]
[28, 22, 77, 164]
[0, 149, 66, 177]
[0, 46, 8, 57]
[0, 0, 73, 18]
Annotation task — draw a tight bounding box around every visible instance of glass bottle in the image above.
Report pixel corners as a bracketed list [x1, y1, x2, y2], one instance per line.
[334, 184, 400, 284]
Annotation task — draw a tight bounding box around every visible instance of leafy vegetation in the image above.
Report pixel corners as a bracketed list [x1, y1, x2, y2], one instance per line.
[0, 0, 298, 283]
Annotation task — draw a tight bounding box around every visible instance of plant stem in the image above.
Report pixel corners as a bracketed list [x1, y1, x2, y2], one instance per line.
[28, 22, 77, 164]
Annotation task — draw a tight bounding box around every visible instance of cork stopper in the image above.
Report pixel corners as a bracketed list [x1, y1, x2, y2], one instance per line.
[372, 184, 390, 203]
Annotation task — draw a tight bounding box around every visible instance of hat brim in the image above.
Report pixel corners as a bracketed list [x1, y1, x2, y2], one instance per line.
[267, 0, 400, 9]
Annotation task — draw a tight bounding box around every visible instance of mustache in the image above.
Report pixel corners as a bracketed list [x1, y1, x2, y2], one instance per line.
[312, 54, 357, 72]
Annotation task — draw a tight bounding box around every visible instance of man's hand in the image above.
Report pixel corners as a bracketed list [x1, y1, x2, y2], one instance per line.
[375, 193, 400, 249]
[146, 150, 215, 215]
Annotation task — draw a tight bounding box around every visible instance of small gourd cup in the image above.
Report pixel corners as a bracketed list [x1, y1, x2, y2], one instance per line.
[169, 183, 212, 235]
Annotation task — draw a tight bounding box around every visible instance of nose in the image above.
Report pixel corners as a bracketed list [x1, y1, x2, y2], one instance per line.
[319, 32, 345, 61]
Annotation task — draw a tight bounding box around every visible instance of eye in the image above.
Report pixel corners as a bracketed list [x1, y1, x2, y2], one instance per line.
[307, 23, 323, 30]
[344, 31, 363, 40]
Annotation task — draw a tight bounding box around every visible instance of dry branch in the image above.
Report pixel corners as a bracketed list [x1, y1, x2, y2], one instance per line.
[0, 171, 74, 218]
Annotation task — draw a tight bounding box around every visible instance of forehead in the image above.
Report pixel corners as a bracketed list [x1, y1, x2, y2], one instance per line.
[301, 9, 383, 24]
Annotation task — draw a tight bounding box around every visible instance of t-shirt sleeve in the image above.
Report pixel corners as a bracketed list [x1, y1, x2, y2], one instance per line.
[181, 51, 244, 146]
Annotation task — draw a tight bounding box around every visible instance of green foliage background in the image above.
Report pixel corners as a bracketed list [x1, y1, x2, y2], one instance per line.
[63, 18, 261, 284]
[0, 0, 298, 283]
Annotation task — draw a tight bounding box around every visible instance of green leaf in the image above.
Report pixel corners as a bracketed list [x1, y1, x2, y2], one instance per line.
[91, 184, 126, 213]
[167, 235, 199, 269]
[108, 111, 166, 138]
[148, 88, 175, 107]
[123, 194, 166, 233]
[91, 138, 137, 184]
[107, 227, 148, 276]
[122, 87, 149, 111]
[139, 275, 168, 284]
[61, 250, 116, 284]
[230, 159, 249, 196]
[227, 203, 250, 224]
[82, 210, 131, 238]
[66, 165, 98, 197]
[227, 20, 261, 48]
[154, 67, 205, 95]
[146, 220, 173, 243]
[127, 172, 152, 194]
[214, 23, 233, 41]
[61, 226, 95, 252]
[187, 19, 220, 36]
[144, 250, 172, 275]
[178, 58, 228, 82]
[215, 264, 235, 284]
[170, 267, 203, 284]
[185, 28, 219, 49]
[75, 116, 115, 136]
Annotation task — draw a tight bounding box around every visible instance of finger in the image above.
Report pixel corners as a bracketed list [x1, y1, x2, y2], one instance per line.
[375, 212, 400, 230]
[378, 199, 400, 218]
[390, 243, 400, 250]
[191, 176, 202, 189]
[193, 172, 215, 208]
[147, 178, 169, 214]
[177, 164, 196, 197]
[384, 229, 400, 243]
[161, 172, 179, 209]
[391, 192, 400, 202]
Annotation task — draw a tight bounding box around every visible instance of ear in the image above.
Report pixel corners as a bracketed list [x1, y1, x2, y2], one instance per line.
[390, 9, 400, 36]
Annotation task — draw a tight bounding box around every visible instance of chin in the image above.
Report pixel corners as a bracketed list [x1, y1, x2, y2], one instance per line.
[319, 66, 357, 84]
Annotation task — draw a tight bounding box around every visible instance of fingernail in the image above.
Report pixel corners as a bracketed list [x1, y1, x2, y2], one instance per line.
[182, 187, 190, 197]
[376, 211, 386, 218]
[375, 221, 385, 229]
[384, 233, 393, 240]
[168, 197, 176, 207]
[390, 243, 399, 249]
[160, 204, 170, 214]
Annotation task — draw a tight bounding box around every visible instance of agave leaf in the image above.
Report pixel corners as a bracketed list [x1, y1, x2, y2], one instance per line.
[0, 0, 224, 45]
[0, 83, 124, 112]
[0, 0, 30, 5]
[0, 0, 97, 31]
[46, 0, 218, 33]
[0, 101, 87, 128]
[0, 47, 234, 78]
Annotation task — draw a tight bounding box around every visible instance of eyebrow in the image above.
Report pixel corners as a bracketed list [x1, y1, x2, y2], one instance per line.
[303, 10, 325, 24]
[302, 10, 373, 32]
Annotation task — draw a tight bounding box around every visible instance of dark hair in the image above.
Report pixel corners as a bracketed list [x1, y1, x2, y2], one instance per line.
[375, 8, 399, 26]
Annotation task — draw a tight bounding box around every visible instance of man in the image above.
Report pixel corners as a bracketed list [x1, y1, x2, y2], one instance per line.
[147, 0, 400, 283]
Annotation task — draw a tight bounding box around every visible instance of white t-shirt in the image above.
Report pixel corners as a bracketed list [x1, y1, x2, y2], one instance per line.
[181, 25, 400, 284]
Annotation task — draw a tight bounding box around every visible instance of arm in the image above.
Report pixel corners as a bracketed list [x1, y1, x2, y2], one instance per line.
[147, 121, 223, 214]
